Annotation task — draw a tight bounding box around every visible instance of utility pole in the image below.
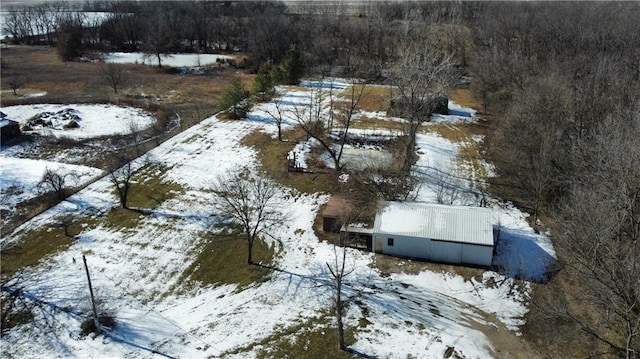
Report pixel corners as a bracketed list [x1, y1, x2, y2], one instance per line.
[82, 255, 101, 334]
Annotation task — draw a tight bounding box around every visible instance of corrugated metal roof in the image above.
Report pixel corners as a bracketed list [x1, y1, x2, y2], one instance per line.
[373, 202, 495, 246]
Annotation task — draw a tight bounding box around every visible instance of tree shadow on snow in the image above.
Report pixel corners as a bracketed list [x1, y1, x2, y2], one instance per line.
[105, 328, 178, 359]
[251, 262, 382, 359]
[493, 227, 558, 283]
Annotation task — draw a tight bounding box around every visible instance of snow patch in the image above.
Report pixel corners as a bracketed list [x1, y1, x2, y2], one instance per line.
[0, 104, 156, 140]
[103, 52, 233, 68]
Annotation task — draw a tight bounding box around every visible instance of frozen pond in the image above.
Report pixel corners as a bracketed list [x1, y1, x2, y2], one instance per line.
[103, 52, 233, 68]
[340, 147, 393, 170]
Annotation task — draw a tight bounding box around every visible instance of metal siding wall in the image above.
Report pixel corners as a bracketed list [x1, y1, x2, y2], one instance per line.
[431, 241, 462, 264]
[460, 244, 493, 266]
[373, 236, 383, 253]
[382, 235, 431, 260]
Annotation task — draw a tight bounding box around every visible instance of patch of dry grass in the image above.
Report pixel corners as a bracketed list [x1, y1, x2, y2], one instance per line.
[448, 88, 483, 111]
[241, 129, 342, 195]
[351, 116, 404, 131]
[0, 46, 249, 124]
[372, 252, 485, 281]
[182, 231, 275, 289]
[339, 84, 391, 113]
[127, 164, 183, 209]
[225, 314, 357, 359]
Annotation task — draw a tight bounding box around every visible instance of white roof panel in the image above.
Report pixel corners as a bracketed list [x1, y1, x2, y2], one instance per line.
[373, 202, 495, 246]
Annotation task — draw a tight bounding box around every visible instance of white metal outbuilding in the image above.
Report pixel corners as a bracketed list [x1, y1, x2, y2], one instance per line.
[372, 202, 496, 267]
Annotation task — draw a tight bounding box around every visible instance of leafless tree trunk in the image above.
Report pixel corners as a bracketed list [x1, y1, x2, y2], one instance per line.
[333, 80, 367, 170]
[263, 92, 288, 142]
[292, 79, 366, 171]
[101, 63, 128, 94]
[109, 158, 136, 210]
[212, 169, 287, 265]
[56, 213, 75, 237]
[354, 166, 423, 202]
[494, 74, 572, 219]
[549, 184, 640, 358]
[434, 167, 463, 205]
[527, 135, 556, 223]
[326, 239, 354, 351]
[386, 42, 457, 171]
[6, 76, 25, 96]
[127, 119, 143, 157]
[38, 167, 78, 201]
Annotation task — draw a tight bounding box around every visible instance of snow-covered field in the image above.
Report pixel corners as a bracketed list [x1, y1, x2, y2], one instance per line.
[0, 80, 555, 358]
[0, 157, 102, 217]
[104, 52, 233, 68]
[1, 104, 157, 140]
[0, 103, 157, 229]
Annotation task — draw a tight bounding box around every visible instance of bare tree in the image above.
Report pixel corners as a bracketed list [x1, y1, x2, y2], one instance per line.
[326, 241, 354, 351]
[548, 184, 640, 358]
[6, 76, 25, 96]
[539, 105, 640, 359]
[127, 119, 143, 157]
[140, 3, 181, 67]
[354, 167, 423, 202]
[386, 42, 458, 171]
[263, 92, 288, 142]
[495, 74, 572, 221]
[212, 169, 287, 265]
[100, 63, 128, 94]
[292, 79, 366, 171]
[56, 213, 76, 237]
[38, 167, 78, 201]
[332, 80, 367, 169]
[246, 5, 292, 65]
[109, 158, 136, 210]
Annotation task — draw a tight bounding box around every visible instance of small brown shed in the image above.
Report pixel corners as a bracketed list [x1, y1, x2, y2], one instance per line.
[322, 196, 354, 233]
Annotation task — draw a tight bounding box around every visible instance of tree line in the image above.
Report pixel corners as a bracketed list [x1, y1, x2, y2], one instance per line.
[2, 1, 467, 74]
[467, 2, 639, 358]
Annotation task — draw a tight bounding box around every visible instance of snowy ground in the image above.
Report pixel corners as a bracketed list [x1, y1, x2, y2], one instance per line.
[0, 90, 48, 99]
[103, 52, 233, 68]
[1, 104, 157, 140]
[0, 157, 102, 219]
[0, 104, 157, 231]
[0, 80, 555, 358]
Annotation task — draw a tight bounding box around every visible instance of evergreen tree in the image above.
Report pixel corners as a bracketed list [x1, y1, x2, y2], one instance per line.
[252, 65, 274, 100]
[282, 44, 304, 85]
[218, 79, 251, 120]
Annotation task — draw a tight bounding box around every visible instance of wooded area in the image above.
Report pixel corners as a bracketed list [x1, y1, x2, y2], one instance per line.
[2, 1, 639, 357]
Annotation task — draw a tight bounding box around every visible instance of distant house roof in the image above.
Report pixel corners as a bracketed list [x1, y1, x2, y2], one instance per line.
[373, 202, 495, 246]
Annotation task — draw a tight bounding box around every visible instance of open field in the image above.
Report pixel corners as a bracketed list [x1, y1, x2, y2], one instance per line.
[1, 46, 251, 126]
